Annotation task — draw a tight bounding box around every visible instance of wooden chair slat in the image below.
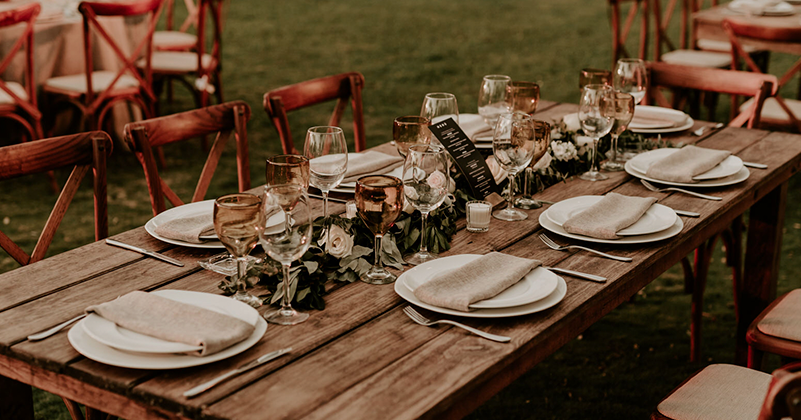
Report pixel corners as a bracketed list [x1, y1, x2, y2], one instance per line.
[30, 165, 89, 264]
[192, 129, 231, 203]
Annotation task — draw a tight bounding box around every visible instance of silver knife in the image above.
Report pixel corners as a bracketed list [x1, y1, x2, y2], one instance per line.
[743, 162, 768, 169]
[673, 209, 700, 218]
[183, 347, 292, 398]
[105, 239, 184, 267]
[545, 267, 606, 283]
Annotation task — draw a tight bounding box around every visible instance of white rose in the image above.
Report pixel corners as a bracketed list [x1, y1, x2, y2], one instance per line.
[426, 170, 449, 192]
[532, 152, 552, 170]
[562, 113, 581, 132]
[402, 199, 416, 214]
[485, 156, 507, 183]
[551, 141, 577, 162]
[326, 224, 354, 259]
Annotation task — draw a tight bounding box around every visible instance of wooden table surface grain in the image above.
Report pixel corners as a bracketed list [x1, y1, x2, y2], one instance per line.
[1, 99, 800, 420]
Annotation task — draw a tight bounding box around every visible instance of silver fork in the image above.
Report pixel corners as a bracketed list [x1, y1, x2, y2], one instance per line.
[539, 234, 632, 262]
[403, 306, 511, 343]
[640, 179, 722, 201]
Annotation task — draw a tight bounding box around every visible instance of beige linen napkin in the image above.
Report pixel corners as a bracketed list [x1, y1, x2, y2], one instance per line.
[153, 213, 215, 244]
[562, 193, 657, 240]
[86, 291, 255, 356]
[645, 145, 731, 184]
[342, 151, 404, 183]
[459, 114, 493, 141]
[413, 252, 541, 312]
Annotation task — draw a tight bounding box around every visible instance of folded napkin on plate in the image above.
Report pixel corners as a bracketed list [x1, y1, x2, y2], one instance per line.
[562, 193, 657, 240]
[342, 151, 404, 183]
[86, 291, 254, 356]
[459, 114, 494, 141]
[153, 213, 215, 244]
[645, 145, 731, 184]
[413, 252, 541, 312]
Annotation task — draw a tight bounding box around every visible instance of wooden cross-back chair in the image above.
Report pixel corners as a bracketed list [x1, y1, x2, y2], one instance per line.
[264, 72, 366, 155]
[651, 362, 801, 420]
[653, 0, 731, 68]
[608, 0, 650, 69]
[42, 0, 164, 132]
[647, 61, 777, 362]
[123, 100, 250, 216]
[724, 18, 801, 133]
[153, 0, 198, 51]
[0, 131, 112, 266]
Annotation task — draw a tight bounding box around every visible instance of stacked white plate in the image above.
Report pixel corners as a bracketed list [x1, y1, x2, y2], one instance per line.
[624, 148, 750, 188]
[538, 195, 684, 245]
[394, 254, 567, 318]
[629, 106, 694, 134]
[68, 290, 267, 369]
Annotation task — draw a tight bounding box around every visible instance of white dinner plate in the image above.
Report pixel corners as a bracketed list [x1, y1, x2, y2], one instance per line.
[539, 211, 684, 245]
[629, 148, 744, 181]
[395, 270, 566, 318]
[81, 289, 260, 354]
[144, 200, 284, 249]
[629, 106, 694, 134]
[625, 158, 750, 188]
[401, 254, 559, 309]
[68, 291, 267, 369]
[728, 1, 795, 15]
[333, 165, 404, 193]
[545, 195, 677, 236]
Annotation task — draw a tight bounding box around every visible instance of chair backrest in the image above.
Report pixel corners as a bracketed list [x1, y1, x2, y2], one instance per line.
[646, 60, 777, 128]
[78, 0, 165, 115]
[263, 72, 366, 154]
[194, 0, 224, 83]
[0, 131, 112, 265]
[165, 0, 198, 34]
[759, 361, 801, 420]
[0, 3, 42, 131]
[608, 0, 650, 68]
[123, 100, 251, 215]
[723, 18, 801, 89]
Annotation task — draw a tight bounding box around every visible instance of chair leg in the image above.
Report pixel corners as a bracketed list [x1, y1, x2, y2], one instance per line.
[62, 397, 86, 420]
[690, 237, 717, 362]
[748, 345, 765, 370]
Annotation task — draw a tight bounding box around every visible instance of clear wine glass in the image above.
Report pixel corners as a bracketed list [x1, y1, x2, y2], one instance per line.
[579, 68, 612, 90]
[402, 144, 449, 266]
[478, 75, 511, 128]
[613, 58, 647, 104]
[393, 116, 431, 158]
[506, 81, 542, 210]
[492, 111, 537, 221]
[214, 193, 264, 308]
[515, 120, 550, 209]
[579, 84, 615, 181]
[355, 175, 404, 284]
[421, 92, 459, 125]
[304, 126, 348, 251]
[259, 184, 313, 325]
[266, 154, 310, 188]
[601, 92, 635, 172]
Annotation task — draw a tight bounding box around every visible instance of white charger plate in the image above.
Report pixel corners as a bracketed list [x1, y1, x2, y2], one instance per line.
[625, 159, 750, 188]
[629, 106, 694, 134]
[629, 148, 744, 181]
[401, 254, 559, 309]
[546, 195, 677, 236]
[539, 211, 684, 245]
[81, 289, 260, 354]
[68, 291, 267, 369]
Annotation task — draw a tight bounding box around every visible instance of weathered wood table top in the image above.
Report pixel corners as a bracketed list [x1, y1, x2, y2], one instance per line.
[1, 100, 800, 420]
[694, 5, 801, 55]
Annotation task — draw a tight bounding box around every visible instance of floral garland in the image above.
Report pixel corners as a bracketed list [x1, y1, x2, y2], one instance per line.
[219, 119, 672, 309]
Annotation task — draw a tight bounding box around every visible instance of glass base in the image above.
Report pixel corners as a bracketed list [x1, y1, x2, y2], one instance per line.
[405, 250, 439, 266]
[264, 307, 309, 325]
[361, 265, 397, 284]
[514, 196, 543, 209]
[232, 292, 262, 308]
[198, 254, 260, 276]
[579, 170, 608, 181]
[601, 160, 625, 171]
[492, 207, 528, 221]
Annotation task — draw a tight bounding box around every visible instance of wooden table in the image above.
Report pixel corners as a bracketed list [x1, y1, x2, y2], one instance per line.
[694, 5, 801, 55]
[2, 100, 800, 419]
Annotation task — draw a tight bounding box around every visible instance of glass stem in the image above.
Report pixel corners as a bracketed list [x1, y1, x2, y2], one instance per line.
[322, 191, 330, 250]
[590, 138, 600, 173]
[281, 262, 293, 312]
[506, 170, 517, 211]
[522, 168, 531, 199]
[235, 256, 248, 296]
[374, 234, 383, 267]
[610, 134, 619, 163]
[420, 212, 429, 254]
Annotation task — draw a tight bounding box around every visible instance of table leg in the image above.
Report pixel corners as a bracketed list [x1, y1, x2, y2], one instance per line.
[0, 375, 34, 420]
[737, 183, 786, 364]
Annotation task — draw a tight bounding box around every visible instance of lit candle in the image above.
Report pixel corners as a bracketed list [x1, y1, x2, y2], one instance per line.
[466, 201, 492, 232]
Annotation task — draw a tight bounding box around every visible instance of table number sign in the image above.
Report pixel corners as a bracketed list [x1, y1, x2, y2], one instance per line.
[428, 118, 503, 206]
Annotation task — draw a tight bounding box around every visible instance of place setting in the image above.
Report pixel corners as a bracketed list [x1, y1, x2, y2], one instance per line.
[625, 144, 751, 189]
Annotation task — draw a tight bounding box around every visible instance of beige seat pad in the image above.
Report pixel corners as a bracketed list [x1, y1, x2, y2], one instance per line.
[757, 289, 801, 341]
[141, 51, 215, 73]
[0, 81, 28, 104]
[44, 71, 140, 93]
[661, 49, 731, 68]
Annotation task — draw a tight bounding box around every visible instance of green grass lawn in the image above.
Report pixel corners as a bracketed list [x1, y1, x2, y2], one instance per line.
[3, 0, 801, 418]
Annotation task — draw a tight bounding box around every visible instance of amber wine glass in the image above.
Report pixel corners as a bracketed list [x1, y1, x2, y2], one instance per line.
[266, 154, 310, 188]
[601, 92, 635, 172]
[393, 116, 431, 158]
[507, 81, 542, 209]
[579, 68, 612, 90]
[515, 120, 550, 209]
[214, 193, 264, 308]
[355, 175, 404, 284]
[259, 184, 313, 325]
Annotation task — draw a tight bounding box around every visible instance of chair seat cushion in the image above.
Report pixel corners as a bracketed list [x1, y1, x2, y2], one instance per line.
[657, 364, 771, 420]
[757, 289, 801, 341]
[140, 51, 215, 73]
[697, 38, 760, 54]
[43, 71, 140, 93]
[153, 30, 197, 50]
[661, 49, 732, 68]
[740, 97, 801, 121]
[0, 81, 28, 104]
